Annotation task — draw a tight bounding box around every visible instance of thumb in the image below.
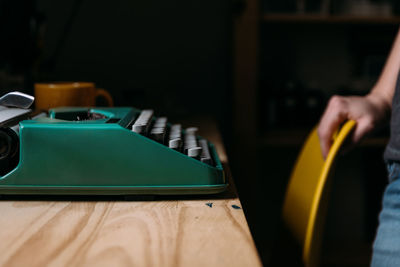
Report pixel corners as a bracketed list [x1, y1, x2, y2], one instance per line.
[351, 118, 373, 145]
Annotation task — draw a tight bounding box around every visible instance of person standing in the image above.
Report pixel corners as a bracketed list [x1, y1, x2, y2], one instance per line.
[318, 28, 400, 266]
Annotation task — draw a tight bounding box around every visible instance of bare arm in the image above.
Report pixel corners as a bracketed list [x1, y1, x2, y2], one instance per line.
[318, 28, 400, 158]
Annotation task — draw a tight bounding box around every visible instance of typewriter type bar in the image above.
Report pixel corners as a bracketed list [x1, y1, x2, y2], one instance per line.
[199, 139, 213, 165]
[184, 127, 202, 159]
[131, 109, 154, 135]
[168, 124, 182, 150]
[150, 117, 167, 143]
[130, 113, 213, 165]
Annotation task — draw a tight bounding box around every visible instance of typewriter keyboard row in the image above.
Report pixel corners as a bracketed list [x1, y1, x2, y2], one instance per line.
[131, 109, 213, 165]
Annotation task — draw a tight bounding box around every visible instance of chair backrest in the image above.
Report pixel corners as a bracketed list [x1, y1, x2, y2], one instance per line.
[282, 120, 356, 267]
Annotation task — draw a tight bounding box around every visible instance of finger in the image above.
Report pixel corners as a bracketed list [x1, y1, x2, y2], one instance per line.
[351, 117, 374, 145]
[318, 97, 349, 158]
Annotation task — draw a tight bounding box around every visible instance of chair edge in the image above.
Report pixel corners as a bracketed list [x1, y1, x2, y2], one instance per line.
[302, 120, 356, 266]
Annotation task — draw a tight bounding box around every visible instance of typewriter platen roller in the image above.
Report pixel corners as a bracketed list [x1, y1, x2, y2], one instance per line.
[0, 106, 227, 195]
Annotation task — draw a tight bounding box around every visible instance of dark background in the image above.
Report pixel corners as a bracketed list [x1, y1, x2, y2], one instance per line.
[1, 0, 231, 123]
[1, 0, 398, 266]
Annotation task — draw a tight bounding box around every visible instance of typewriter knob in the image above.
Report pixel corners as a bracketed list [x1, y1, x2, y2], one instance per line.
[0, 128, 19, 175]
[0, 131, 11, 160]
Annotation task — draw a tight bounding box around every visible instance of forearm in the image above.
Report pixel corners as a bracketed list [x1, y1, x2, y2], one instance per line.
[369, 27, 400, 110]
[318, 29, 400, 157]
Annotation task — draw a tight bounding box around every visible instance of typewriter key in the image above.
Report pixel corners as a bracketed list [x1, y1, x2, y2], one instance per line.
[169, 138, 182, 150]
[199, 139, 213, 165]
[187, 147, 202, 158]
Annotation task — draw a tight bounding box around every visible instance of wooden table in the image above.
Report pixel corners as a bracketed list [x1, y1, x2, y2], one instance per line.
[0, 118, 262, 267]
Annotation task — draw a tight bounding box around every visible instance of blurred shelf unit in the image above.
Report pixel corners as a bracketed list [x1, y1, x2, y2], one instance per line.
[262, 14, 400, 24]
[258, 8, 399, 142]
[233, 0, 395, 156]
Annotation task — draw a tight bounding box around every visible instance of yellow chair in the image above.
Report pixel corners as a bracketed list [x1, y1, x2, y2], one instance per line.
[282, 120, 356, 267]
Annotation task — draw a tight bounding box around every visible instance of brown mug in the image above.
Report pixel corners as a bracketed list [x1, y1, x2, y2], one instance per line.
[34, 82, 113, 111]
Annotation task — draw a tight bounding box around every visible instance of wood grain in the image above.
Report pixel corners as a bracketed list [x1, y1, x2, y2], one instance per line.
[0, 119, 262, 267]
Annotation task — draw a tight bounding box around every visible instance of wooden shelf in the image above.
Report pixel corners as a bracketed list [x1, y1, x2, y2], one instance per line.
[262, 14, 400, 24]
[259, 128, 388, 147]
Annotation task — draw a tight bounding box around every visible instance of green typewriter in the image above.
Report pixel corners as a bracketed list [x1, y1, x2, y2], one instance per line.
[0, 92, 226, 195]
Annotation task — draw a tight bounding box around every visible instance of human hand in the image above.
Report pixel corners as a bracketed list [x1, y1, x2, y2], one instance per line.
[318, 92, 391, 158]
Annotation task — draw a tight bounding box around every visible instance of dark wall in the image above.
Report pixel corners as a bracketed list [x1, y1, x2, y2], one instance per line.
[3, 0, 232, 121]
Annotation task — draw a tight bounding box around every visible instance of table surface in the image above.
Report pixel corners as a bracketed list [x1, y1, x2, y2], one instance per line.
[0, 117, 262, 267]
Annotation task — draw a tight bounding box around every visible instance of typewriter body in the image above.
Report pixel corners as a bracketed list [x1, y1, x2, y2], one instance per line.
[0, 100, 226, 195]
